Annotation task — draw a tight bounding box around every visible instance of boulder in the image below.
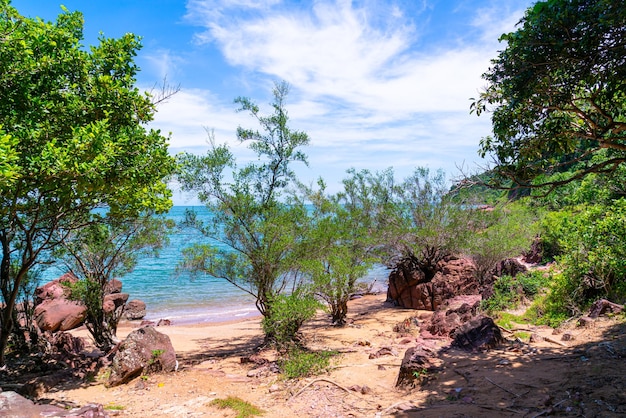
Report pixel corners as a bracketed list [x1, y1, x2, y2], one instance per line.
[387, 257, 477, 311]
[107, 326, 177, 387]
[104, 278, 123, 295]
[103, 293, 129, 314]
[0, 391, 108, 418]
[33, 299, 86, 332]
[588, 299, 623, 318]
[125, 299, 147, 320]
[451, 316, 505, 351]
[395, 347, 442, 388]
[425, 295, 482, 337]
[34, 273, 77, 304]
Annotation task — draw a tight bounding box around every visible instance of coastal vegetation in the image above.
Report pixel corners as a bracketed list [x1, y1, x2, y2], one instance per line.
[0, 1, 625, 406]
[0, 1, 175, 365]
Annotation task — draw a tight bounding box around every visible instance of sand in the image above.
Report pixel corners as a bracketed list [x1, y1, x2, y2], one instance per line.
[40, 293, 626, 417]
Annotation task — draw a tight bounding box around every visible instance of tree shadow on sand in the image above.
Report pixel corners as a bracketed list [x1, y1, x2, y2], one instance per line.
[391, 319, 626, 417]
[178, 327, 266, 366]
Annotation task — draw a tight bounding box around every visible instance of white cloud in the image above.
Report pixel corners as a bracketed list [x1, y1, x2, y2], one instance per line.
[169, 0, 530, 194]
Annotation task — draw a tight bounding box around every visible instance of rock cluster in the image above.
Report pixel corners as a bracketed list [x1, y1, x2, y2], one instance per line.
[33, 275, 147, 334]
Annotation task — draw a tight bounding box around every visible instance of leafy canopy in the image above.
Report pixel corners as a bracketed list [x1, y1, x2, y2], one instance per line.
[177, 82, 311, 327]
[472, 0, 626, 192]
[0, 2, 174, 363]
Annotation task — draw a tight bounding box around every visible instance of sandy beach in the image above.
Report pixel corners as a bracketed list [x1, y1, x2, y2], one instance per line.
[39, 293, 626, 417]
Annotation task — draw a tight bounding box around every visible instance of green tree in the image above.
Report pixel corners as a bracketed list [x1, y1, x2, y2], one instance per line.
[464, 202, 539, 285]
[392, 168, 471, 280]
[177, 82, 311, 343]
[0, 128, 18, 188]
[300, 177, 379, 326]
[472, 0, 626, 192]
[56, 214, 172, 351]
[0, 3, 175, 364]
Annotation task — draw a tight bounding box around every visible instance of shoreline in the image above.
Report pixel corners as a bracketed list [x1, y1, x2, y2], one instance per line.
[107, 293, 391, 355]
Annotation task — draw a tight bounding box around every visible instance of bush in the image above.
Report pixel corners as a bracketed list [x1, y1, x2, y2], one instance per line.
[482, 270, 549, 314]
[466, 201, 539, 284]
[261, 291, 321, 347]
[542, 199, 626, 313]
[279, 348, 337, 379]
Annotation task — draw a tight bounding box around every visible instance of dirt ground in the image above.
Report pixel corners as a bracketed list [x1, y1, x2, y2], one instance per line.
[19, 294, 626, 417]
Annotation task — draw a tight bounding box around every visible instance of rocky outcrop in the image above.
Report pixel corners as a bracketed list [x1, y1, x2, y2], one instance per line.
[588, 299, 623, 318]
[387, 257, 478, 311]
[107, 326, 177, 387]
[34, 273, 77, 304]
[425, 295, 482, 337]
[125, 299, 147, 320]
[103, 293, 129, 315]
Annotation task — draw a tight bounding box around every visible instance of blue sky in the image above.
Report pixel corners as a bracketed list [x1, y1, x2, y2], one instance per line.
[12, 0, 534, 204]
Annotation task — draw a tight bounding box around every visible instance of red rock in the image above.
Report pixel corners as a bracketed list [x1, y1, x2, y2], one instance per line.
[34, 273, 77, 305]
[451, 316, 505, 351]
[103, 293, 129, 314]
[396, 347, 443, 387]
[107, 327, 177, 387]
[125, 299, 147, 320]
[387, 257, 478, 311]
[33, 299, 86, 332]
[588, 299, 623, 318]
[104, 278, 123, 295]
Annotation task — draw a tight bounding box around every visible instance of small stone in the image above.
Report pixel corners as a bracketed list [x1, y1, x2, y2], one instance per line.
[360, 385, 372, 395]
[269, 384, 280, 393]
[561, 333, 575, 342]
[577, 316, 594, 327]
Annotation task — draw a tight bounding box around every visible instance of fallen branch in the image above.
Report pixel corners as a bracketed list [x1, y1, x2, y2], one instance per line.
[374, 400, 413, 417]
[291, 378, 355, 399]
[543, 336, 567, 347]
[485, 377, 521, 397]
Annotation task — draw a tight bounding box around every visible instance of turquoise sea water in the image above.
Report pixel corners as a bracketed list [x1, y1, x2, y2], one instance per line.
[42, 206, 389, 324]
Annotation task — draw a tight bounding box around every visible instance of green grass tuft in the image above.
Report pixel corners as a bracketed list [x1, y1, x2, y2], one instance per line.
[210, 396, 264, 418]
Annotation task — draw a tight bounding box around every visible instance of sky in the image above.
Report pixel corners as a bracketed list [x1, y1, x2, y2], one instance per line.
[12, 0, 535, 204]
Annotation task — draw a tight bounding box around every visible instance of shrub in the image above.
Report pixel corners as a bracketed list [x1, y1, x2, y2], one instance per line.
[261, 291, 321, 347]
[482, 270, 549, 314]
[279, 348, 337, 379]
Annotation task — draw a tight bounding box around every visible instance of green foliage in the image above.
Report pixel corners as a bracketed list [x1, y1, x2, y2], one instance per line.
[299, 174, 380, 326]
[210, 397, 264, 418]
[261, 291, 321, 347]
[481, 271, 547, 314]
[279, 348, 337, 379]
[0, 128, 18, 188]
[542, 200, 626, 313]
[58, 214, 172, 351]
[465, 202, 539, 284]
[177, 83, 310, 341]
[394, 168, 473, 278]
[0, 3, 175, 364]
[472, 0, 626, 191]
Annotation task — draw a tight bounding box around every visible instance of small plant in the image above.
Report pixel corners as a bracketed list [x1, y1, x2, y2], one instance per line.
[210, 396, 264, 418]
[148, 349, 165, 365]
[104, 404, 125, 411]
[412, 368, 428, 379]
[279, 348, 338, 379]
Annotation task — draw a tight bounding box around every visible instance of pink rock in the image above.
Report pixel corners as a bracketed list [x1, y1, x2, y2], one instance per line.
[33, 299, 87, 332]
[125, 299, 147, 320]
[34, 273, 77, 305]
[107, 327, 177, 387]
[103, 293, 129, 314]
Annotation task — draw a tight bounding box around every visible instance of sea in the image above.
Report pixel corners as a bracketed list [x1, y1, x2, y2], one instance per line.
[41, 206, 389, 325]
